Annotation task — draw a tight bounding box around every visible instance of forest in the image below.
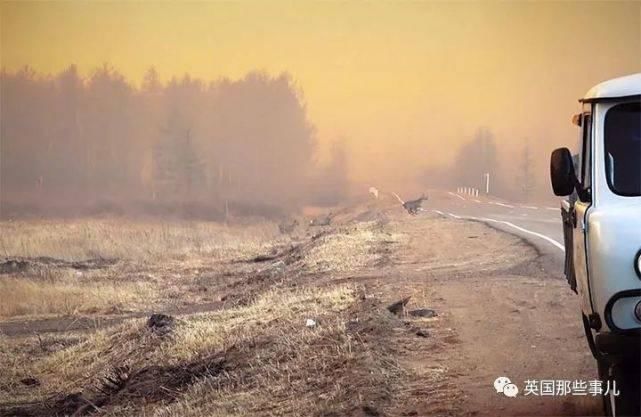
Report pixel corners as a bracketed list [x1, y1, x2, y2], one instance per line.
[0, 66, 348, 219]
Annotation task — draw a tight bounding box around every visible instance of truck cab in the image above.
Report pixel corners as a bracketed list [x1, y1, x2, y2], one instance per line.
[550, 73, 641, 417]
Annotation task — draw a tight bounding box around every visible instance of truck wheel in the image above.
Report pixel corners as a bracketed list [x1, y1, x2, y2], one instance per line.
[598, 357, 613, 416]
[600, 359, 641, 417]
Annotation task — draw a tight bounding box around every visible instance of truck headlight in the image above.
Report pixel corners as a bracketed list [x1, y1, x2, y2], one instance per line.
[635, 301, 641, 323]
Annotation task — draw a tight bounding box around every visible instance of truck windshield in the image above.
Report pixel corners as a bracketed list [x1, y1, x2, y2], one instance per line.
[604, 101, 641, 196]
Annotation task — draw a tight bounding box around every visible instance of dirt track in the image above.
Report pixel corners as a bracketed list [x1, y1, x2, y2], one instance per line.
[0, 201, 601, 416]
[365, 208, 599, 416]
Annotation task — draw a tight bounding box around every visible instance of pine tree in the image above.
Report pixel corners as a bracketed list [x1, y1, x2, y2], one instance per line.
[455, 127, 498, 191]
[517, 139, 536, 202]
[175, 129, 205, 197]
[153, 127, 205, 200]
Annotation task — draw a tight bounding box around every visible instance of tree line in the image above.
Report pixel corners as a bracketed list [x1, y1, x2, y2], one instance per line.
[421, 127, 539, 202]
[1, 66, 347, 218]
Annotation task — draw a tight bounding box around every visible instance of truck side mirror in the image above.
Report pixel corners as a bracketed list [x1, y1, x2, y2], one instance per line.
[550, 147, 577, 196]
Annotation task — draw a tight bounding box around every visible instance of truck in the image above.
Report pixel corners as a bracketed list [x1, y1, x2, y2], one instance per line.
[550, 73, 640, 416]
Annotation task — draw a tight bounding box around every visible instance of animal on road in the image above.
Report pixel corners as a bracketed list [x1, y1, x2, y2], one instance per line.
[392, 192, 428, 215]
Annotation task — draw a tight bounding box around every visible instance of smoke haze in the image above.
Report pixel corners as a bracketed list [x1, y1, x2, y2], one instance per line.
[1, 1, 640, 215]
[1, 68, 350, 217]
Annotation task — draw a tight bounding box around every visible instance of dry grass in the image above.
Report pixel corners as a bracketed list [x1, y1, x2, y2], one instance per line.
[303, 223, 405, 273]
[0, 218, 287, 319]
[25, 286, 355, 389]
[0, 213, 410, 416]
[0, 277, 152, 318]
[0, 217, 400, 320]
[162, 285, 356, 362]
[0, 209, 546, 417]
[0, 219, 280, 262]
[1, 285, 402, 416]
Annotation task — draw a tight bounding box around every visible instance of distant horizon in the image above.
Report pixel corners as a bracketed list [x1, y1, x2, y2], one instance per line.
[1, 64, 303, 89]
[2, 1, 640, 187]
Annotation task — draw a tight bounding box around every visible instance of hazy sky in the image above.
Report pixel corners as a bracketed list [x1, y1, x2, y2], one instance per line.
[2, 1, 640, 185]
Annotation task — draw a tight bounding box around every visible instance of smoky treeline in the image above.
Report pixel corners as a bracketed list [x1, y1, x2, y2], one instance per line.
[0, 66, 348, 219]
[421, 127, 538, 202]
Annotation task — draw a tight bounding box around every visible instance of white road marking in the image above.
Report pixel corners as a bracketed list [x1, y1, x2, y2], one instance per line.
[489, 202, 515, 208]
[545, 207, 559, 211]
[433, 209, 445, 215]
[439, 211, 564, 252]
[473, 199, 481, 203]
[479, 217, 564, 251]
[448, 192, 466, 201]
[520, 205, 539, 210]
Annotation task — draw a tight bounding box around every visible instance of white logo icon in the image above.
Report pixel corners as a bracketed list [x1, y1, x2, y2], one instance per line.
[503, 383, 519, 397]
[494, 376, 518, 397]
[494, 376, 511, 393]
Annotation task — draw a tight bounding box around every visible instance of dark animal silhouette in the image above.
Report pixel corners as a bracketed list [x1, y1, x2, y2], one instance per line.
[392, 192, 428, 215]
[387, 296, 411, 316]
[278, 219, 299, 234]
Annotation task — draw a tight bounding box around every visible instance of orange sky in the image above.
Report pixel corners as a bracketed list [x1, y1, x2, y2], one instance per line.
[1, 1, 640, 185]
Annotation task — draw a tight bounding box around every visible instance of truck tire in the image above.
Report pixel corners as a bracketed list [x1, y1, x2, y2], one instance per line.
[592, 325, 640, 417]
[598, 357, 613, 416]
[599, 359, 641, 417]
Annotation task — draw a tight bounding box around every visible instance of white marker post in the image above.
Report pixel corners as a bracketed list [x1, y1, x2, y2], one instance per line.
[484, 172, 490, 194]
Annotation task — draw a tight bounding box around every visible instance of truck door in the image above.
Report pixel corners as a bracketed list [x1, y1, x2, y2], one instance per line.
[573, 110, 594, 315]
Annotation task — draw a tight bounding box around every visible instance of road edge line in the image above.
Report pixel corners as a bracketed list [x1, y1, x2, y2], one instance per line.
[439, 211, 564, 252]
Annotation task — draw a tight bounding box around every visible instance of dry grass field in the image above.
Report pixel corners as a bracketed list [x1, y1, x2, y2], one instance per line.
[0, 206, 416, 416]
[0, 219, 280, 319]
[1, 285, 401, 416]
[0, 201, 596, 417]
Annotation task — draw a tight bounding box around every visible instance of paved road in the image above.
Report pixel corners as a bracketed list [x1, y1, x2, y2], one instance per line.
[427, 190, 565, 266]
[392, 190, 600, 416]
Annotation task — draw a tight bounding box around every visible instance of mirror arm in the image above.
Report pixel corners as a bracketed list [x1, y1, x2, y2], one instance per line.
[574, 180, 591, 202]
[567, 165, 591, 202]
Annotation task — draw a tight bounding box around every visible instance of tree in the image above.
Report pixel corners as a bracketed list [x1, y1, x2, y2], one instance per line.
[454, 127, 498, 192]
[53, 65, 86, 197]
[153, 127, 205, 200]
[210, 72, 316, 205]
[0, 67, 54, 200]
[0, 66, 321, 217]
[141, 67, 162, 94]
[517, 139, 536, 202]
[84, 64, 134, 198]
